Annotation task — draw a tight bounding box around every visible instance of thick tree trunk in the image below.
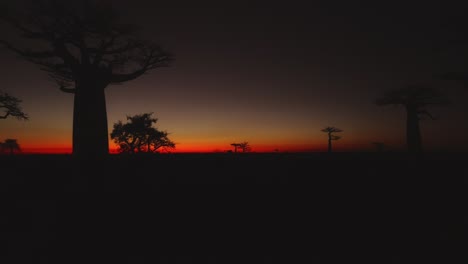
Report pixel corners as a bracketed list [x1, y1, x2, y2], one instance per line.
[327, 135, 332, 153]
[406, 106, 422, 153]
[72, 82, 109, 159]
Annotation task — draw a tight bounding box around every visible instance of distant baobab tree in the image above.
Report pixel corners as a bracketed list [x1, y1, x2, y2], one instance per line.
[0, 139, 21, 155]
[321, 126, 343, 153]
[238, 141, 251, 152]
[230, 143, 241, 153]
[231, 141, 251, 153]
[376, 85, 449, 153]
[0, 1, 173, 159]
[0, 91, 28, 120]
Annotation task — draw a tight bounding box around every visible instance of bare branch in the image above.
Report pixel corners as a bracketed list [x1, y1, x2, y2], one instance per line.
[0, 91, 28, 120]
[0, 39, 57, 58]
[109, 46, 173, 84]
[58, 83, 76, 94]
[418, 110, 436, 120]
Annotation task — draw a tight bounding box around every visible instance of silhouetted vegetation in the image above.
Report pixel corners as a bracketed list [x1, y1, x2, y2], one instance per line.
[0, 91, 28, 120]
[321, 126, 342, 152]
[0, 1, 173, 158]
[0, 139, 21, 155]
[240, 142, 251, 152]
[376, 85, 449, 153]
[230, 141, 251, 153]
[110, 113, 175, 154]
[230, 143, 240, 153]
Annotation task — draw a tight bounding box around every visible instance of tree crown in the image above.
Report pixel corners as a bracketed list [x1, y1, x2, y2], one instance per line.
[110, 112, 175, 154]
[1, 0, 174, 92]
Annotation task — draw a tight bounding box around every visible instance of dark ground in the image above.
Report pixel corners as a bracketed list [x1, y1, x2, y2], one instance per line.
[1, 152, 466, 263]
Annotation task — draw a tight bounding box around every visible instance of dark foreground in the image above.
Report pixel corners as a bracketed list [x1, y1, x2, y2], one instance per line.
[1, 152, 466, 263]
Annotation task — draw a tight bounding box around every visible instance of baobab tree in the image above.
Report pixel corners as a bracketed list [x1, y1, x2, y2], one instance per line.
[0, 1, 173, 158]
[238, 141, 251, 153]
[230, 143, 241, 153]
[321, 126, 342, 153]
[376, 85, 449, 153]
[0, 139, 21, 155]
[230, 141, 251, 153]
[0, 91, 28, 120]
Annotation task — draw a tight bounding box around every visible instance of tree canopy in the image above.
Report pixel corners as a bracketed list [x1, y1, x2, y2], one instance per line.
[110, 113, 175, 154]
[321, 126, 342, 152]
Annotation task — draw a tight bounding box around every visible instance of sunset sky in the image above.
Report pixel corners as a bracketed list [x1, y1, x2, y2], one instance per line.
[1, 0, 468, 153]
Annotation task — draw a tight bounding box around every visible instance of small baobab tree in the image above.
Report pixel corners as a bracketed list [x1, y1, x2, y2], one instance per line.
[0, 91, 28, 120]
[0, 1, 173, 159]
[0, 139, 21, 155]
[238, 141, 251, 153]
[231, 141, 251, 153]
[376, 85, 449, 153]
[321, 126, 343, 153]
[230, 143, 241, 153]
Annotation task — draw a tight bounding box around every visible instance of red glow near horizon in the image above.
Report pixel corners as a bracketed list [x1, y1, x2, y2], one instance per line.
[19, 142, 373, 154]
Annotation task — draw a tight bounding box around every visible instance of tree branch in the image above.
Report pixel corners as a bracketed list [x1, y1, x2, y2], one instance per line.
[1, 17, 51, 40]
[0, 39, 57, 58]
[59, 84, 76, 94]
[52, 38, 80, 70]
[109, 49, 172, 83]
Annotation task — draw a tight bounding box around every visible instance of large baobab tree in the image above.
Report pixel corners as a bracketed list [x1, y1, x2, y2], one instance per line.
[376, 85, 449, 153]
[0, 91, 28, 120]
[0, 1, 173, 158]
[321, 126, 342, 153]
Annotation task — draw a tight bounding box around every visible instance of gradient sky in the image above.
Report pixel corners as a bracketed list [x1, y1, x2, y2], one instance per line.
[1, 0, 468, 153]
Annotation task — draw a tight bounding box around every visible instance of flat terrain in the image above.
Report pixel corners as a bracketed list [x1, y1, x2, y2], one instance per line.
[1, 152, 466, 263]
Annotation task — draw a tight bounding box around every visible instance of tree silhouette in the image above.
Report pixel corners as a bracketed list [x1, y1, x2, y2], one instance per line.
[0, 91, 28, 120]
[231, 142, 251, 153]
[230, 143, 241, 153]
[0, 139, 21, 155]
[238, 141, 251, 152]
[376, 85, 449, 153]
[1, 1, 173, 158]
[110, 113, 175, 154]
[321, 126, 342, 153]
